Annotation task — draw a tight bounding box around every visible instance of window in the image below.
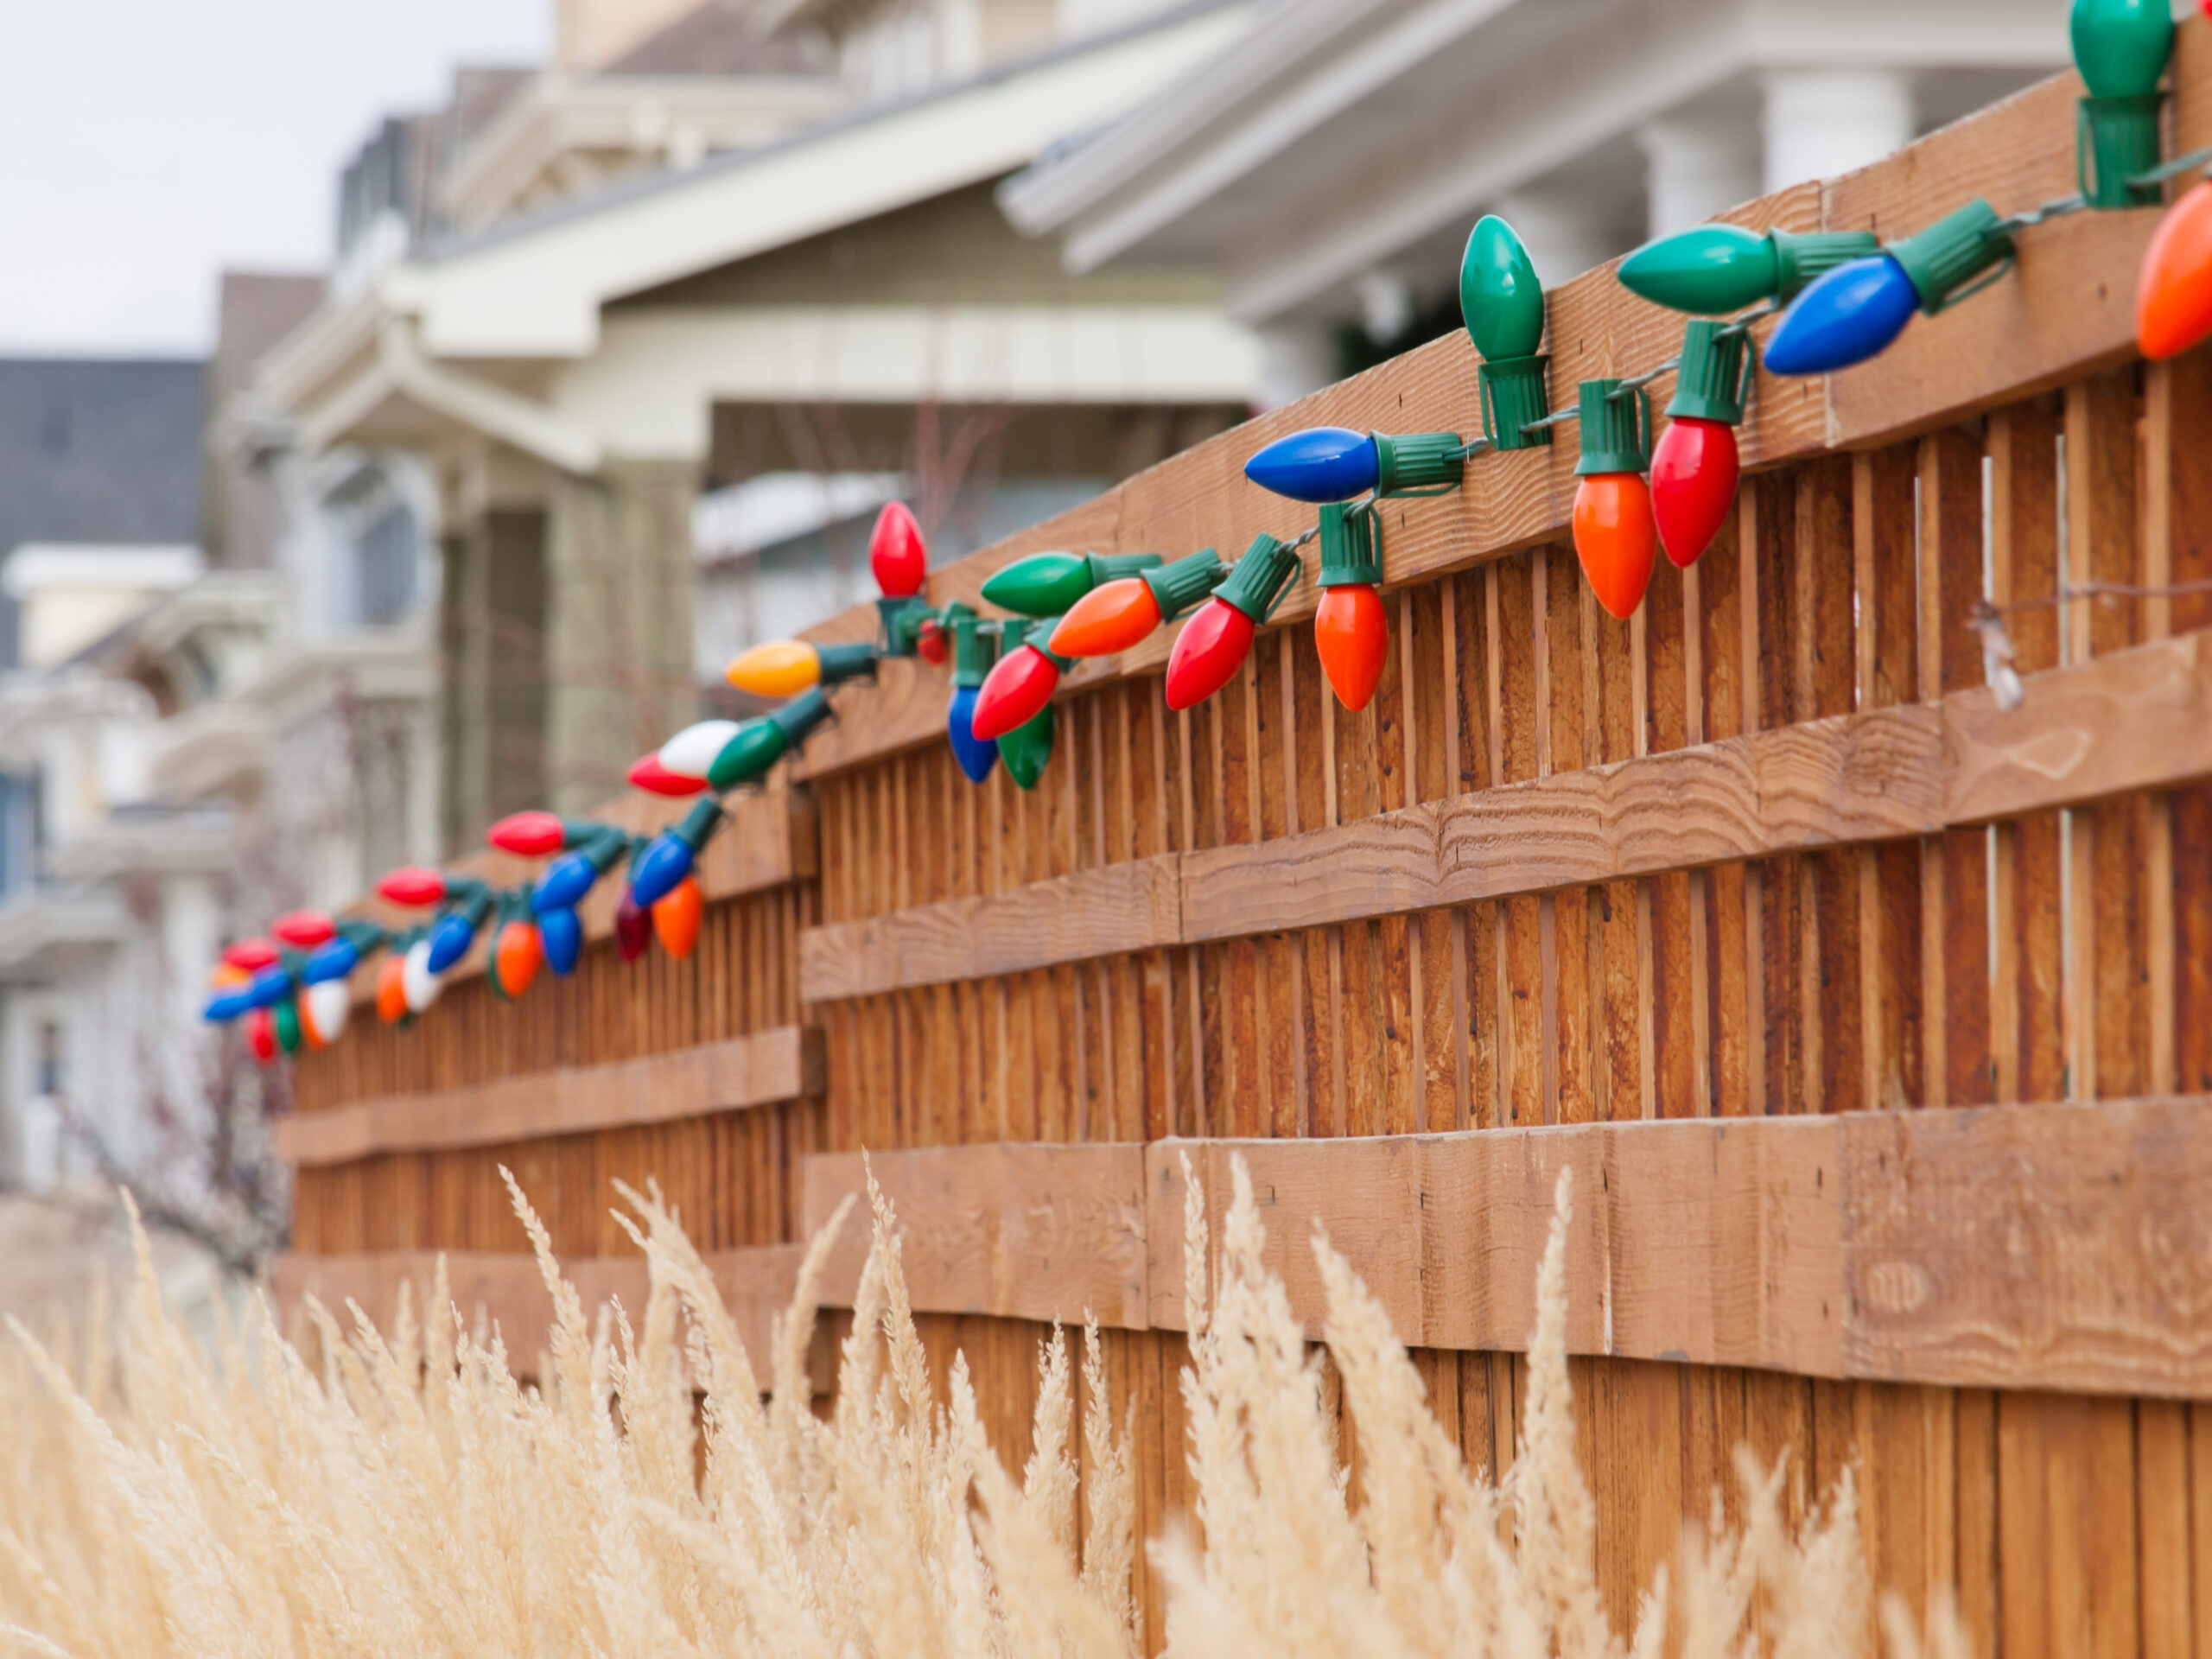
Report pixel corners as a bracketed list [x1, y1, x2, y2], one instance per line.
[34, 1020, 61, 1098]
[358, 502, 419, 625]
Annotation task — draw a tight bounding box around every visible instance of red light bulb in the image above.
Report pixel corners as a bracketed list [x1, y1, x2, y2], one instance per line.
[652, 875, 703, 959]
[271, 910, 337, 948]
[970, 645, 1060, 741]
[915, 616, 949, 664]
[1573, 472, 1658, 621]
[1052, 578, 1162, 658]
[375, 953, 410, 1024]
[1313, 584, 1389, 712]
[245, 1007, 276, 1063]
[487, 810, 566, 856]
[1165, 599, 1256, 711]
[614, 890, 652, 962]
[869, 500, 927, 597]
[1648, 417, 1739, 569]
[222, 938, 280, 971]
[377, 867, 447, 907]
[627, 753, 709, 797]
[494, 918, 543, 998]
[2139, 178, 2212, 359]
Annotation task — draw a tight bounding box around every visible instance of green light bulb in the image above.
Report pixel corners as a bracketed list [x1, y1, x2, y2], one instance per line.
[980, 552, 1161, 617]
[1618, 225, 1777, 315]
[1459, 215, 1546, 360]
[2071, 0, 2172, 96]
[274, 999, 302, 1054]
[998, 703, 1055, 790]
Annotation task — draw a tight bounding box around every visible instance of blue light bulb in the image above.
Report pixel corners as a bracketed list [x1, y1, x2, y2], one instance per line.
[1243, 427, 1380, 503]
[534, 850, 600, 914]
[1761, 254, 1919, 376]
[301, 938, 359, 984]
[630, 833, 696, 908]
[540, 906, 583, 976]
[247, 965, 293, 1008]
[203, 987, 256, 1022]
[426, 912, 479, 974]
[947, 685, 999, 783]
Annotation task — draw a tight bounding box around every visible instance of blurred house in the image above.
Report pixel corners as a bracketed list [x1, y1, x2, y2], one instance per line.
[1001, 0, 2071, 404]
[0, 358, 232, 1192]
[246, 0, 1262, 849]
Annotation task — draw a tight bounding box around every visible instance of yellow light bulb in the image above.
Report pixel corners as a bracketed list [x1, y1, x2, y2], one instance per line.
[725, 639, 822, 696]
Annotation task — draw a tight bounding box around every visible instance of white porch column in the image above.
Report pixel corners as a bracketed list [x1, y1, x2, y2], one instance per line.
[1760, 69, 1915, 194]
[1493, 190, 1623, 290]
[1638, 108, 1763, 238]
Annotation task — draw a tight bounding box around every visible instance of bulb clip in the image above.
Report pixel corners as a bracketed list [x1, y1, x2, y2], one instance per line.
[1007, 615, 1076, 671]
[770, 685, 834, 746]
[1890, 199, 2015, 315]
[2078, 92, 2164, 208]
[1573, 378, 1653, 476]
[1770, 229, 1885, 302]
[1666, 320, 1753, 425]
[1479, 355, 1553, 450]
[815, 641, 881, 686]
[877, 594, 933, 656]
[673, 795, 727, 853]
[1213, 533, 1305, 624]
[947, 607, 999, 688]
[1316, 501, 1382, 588]
[1371, 429, 1465, 497]
[1141, 549, 1229, 622]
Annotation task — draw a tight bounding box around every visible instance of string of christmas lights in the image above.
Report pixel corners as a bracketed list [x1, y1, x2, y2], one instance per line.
[206, 0, 2206, 1061]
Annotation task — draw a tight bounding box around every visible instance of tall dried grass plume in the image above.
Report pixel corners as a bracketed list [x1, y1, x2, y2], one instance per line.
[0, 1162, 1963, 1657]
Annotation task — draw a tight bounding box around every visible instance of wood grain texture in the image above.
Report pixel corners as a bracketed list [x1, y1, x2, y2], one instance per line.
[798, 854, 1181, 1001]
[763, 1098, 2212, 1396]
[801, 1142, 1148, 1330]
[804, 631, 2212, 999]
[276, 1026, 824, 1165]
[270, 1243, 817, 1389]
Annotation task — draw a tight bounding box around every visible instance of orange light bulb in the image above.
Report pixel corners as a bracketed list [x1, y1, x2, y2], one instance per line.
[1313, 584, 1389, 711]
[494, 919, 543, 998]
[726, 639, 821, 697]
[1051, 577, 1162, 658]
[1572, 472, 1658, 621]
[375, 953, 410, 1023]
[652, 875, 703, 959]
[2139, 178, 2212, 360]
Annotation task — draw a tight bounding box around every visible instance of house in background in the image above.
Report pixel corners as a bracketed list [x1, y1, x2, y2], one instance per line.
[245, 0, 1261, 842]
[0, 358, 229, 1193]
[1002, 0, 2071, 404]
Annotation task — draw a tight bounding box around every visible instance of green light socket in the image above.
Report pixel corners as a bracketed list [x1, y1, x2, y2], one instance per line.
[949, 608, 999, 689]
[1372, 429, 1465, 497]
[1316, 502, 1380, 588]
[1213, 533, 1304, 624]
[2077, 93, 2162, 207]
[1573, 379, 1652, 477]
[1480, 355, 1553, 450]
[1770, 229, 1885, 301]
[1140, 549, 1229, 622]
[1665, 321, 1752, 425]
[1891, 199, 2014, 315]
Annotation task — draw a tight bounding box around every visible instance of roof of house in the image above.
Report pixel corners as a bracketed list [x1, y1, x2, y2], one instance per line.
[0, 359, 204, 554]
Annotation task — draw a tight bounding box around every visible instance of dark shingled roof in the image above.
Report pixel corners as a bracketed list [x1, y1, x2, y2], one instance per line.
[0, 358, 206, 667]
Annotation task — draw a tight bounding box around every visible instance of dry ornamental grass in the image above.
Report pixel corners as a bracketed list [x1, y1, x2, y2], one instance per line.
[0, 1159, 1965, 1658]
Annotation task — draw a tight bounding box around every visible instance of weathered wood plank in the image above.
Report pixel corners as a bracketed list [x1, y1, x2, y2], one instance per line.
[804, 630, 2212, 999]
[798, 853, 1182, 1001]
[800, 1141, 1148, 1330]
[270, 1243, 817, 1388]
[276, 1026, 824, 1166]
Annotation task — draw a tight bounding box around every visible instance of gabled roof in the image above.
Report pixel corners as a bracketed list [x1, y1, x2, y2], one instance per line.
[372, 0, 1252, 359]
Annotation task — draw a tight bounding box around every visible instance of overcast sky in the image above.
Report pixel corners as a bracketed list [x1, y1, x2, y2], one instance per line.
[0, 0, 550, 358]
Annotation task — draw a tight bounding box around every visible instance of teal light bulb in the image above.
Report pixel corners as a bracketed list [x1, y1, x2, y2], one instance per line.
[1459, 214, 1546, 360]
[2070, 0, 2173, 97]
[1618, 225, 1779, 315]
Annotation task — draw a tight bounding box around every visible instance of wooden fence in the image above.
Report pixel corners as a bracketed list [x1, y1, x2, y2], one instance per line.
[282, 32, 2212, 1657]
